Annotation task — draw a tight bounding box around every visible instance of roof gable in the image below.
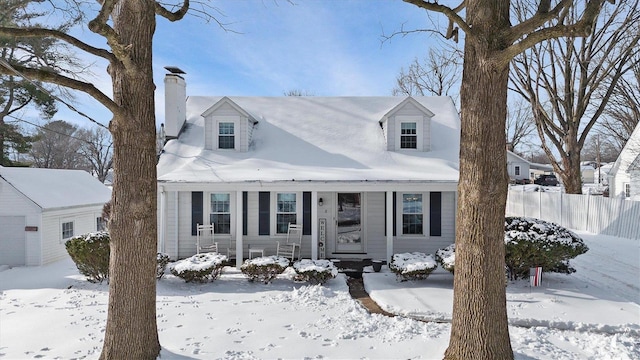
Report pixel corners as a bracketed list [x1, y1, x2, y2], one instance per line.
[380, 97, 435, 122]
[0, 167, 111, 209]
[201, 96, 256, 123]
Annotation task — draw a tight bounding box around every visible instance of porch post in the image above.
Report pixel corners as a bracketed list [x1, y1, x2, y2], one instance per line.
[386, 191, 393, 263]
[235, 191, 243, 269]
[311, 191, 318, 260]
[158, 186, 166, 254]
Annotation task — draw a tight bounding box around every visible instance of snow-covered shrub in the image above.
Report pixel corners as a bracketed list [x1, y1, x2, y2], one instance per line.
[389, 252, 437, 281]
[435, 244, 455, 274]
[293, 259, 338, 285]
[156, 253, 170, 280]
[65, 231, 110, 283]
[170, 253, 227, 283]
[504, 217, 588, 280]
[241, 256, 290, 284]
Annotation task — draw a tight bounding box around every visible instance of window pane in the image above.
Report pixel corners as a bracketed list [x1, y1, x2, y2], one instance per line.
[210, 193, 230, 234]
[211, 193, 230, 213]
[277, 193, 296, 213]
[277, 214, 296, 234]
[276, 193, 296, 234]
[402, 194, 422, 235]
[209, 214, 231, 234]
[62, 221, 74, 239]
[401, 122, 416, 134]
[400, 135, 417, 149]
[219, 135, 235, 149]
[219, 122, 234, 135]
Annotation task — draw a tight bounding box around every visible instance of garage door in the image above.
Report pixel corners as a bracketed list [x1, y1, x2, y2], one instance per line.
[0, 216, 26, 266]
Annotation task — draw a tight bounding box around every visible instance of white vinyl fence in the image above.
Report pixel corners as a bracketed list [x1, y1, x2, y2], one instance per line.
[506, 189, 640, 240]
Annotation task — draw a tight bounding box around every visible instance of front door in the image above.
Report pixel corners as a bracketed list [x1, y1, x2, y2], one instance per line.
[336, 193, 363, 252]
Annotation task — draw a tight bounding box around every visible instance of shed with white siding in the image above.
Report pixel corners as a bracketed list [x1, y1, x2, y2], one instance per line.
[0, 167, 111, 266]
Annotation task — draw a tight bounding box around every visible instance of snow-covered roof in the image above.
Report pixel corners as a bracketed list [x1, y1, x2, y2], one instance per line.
[0, 167, 111, 210]
[157, 96, 460, 184]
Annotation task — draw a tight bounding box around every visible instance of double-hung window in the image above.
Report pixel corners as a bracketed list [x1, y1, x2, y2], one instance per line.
[402, 193, 423, 235]
[624, 183, 631, 198]
[62, 221, 74, 239]
[276, 193, 296, 234]
[218, 122, 235, 149]
[515, 166, 520, 176]
[210, 193, 231, 234]
[400, 122, 417, 149]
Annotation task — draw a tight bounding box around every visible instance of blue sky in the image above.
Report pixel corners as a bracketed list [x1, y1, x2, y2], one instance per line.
[52, 0, 448, 129]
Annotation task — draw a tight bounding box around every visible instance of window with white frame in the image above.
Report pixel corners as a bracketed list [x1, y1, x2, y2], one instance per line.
[402, 193, 423, 235]
[276, 193, 296, 234]
[624, 183, 631, 198]
[515, 166, 520, 176]
[218, 122, 235, 149]
[209, 193, 231, 234]
[400, 122, 417, 149]
[62, 221, 74, 239]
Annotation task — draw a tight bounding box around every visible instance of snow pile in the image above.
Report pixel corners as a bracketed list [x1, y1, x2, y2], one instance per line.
[435, 244, 456, 273]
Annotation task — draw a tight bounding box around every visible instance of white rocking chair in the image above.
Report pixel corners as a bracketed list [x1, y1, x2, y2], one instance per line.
[277, 223, 302, 261]
[196, 224, 218, 254]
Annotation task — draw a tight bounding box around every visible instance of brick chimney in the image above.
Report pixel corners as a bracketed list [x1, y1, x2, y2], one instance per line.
[163, 66, 186, 139]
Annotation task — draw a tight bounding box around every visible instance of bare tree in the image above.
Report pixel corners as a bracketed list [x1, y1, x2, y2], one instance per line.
[0, 1, 225, 358]
[600, 56, 640, 150]
[510, 0, 640, 194]
[29, 119, 88, 169]
[284, 89, 315, 96]
[400, 1, 607, 358]
[506, 98, 536, 152]
[77, 126, 113, 183]
[393, 47, 461, 105]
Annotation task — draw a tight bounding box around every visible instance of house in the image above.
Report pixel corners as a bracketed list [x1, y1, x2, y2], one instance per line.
[0, 166, 112, 266]
[608, 123, 640, 199]
[157, 71, 460, 267]
[581, 163, 596, 184]
[506, 151, 531, 184]
[627, 154, 640, 200]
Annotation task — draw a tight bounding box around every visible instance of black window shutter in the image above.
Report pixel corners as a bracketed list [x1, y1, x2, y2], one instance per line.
[242, 191, 248, 236]
[191, 191, 203, 236]
[302, 192, 311, 235]
[430, 192, 442, 236]
[392, 192, 397, 236]
[258, 192, 270, 236]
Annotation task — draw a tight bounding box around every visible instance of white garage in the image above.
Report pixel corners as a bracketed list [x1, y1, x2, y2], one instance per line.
[0, 166, 111, 266]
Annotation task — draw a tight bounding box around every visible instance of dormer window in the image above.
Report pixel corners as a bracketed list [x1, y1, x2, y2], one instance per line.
[218, 122, 235, 149]
[400, 122, 417, 149]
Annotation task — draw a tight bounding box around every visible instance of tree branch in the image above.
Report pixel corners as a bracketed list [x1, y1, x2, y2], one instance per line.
[0, 26, 116, 63]
[0, 61, 120, 116]
[88, 0, 131, 68]
[505, 0, 573, 43]
[155, 0, 190, 22]
[402, 0, 473, 38]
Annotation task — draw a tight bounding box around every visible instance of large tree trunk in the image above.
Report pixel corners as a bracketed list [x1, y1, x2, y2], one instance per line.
[444, 1, 513, 359]
[99, 0, 160, 358]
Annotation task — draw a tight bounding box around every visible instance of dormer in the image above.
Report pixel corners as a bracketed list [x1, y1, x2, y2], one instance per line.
[379, 97, 435, 152]
[201, 97, 258, 152]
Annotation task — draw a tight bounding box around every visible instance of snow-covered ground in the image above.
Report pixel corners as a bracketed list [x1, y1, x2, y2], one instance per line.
[1, 232, 638, 359]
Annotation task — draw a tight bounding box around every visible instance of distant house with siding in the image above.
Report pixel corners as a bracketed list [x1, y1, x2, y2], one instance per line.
[627, 154, 640, 200]
[157, 70, 461, 267]
[0, 167, 111, 266]
[609, 123, 640, 199]
[506, 151, 531, 183]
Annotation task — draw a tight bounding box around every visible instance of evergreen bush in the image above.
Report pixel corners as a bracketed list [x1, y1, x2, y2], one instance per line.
[293, 259, 338, 285]
[241, 256, 290, 284]
[389, 252, 437, 281]
[435, 244, 456, 274]
[170, 253, 227, 283]
[156, 253, 170, 279]
[65, 231, 111, 283]
[504, 217, 588, 280]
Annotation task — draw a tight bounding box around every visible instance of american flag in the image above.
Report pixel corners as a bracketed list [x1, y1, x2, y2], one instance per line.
[530, 266, 542, 287]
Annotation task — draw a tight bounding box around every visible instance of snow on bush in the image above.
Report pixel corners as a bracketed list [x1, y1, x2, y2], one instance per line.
[505, 216, 588, 280]
[170, 253, 227, 283]
[156, 253, 170, 280]
[293, 259, 338, 285]
[241, 256, 291, 284]
[65, 231, 110, 283]
[389, 252, 437, 281]
[435, 244, 455, 274]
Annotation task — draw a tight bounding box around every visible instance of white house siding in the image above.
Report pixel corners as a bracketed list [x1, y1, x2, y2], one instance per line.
[393, 191, 456, 256]
[506, 152, 531, 182]
[630, 169, 640, 199]
[0, 180, 42, 266]
[609, 124, 640, 198]
[40, 206, 104, 265]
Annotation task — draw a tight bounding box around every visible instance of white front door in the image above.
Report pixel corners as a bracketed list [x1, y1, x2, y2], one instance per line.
[335, 193, 363, 252]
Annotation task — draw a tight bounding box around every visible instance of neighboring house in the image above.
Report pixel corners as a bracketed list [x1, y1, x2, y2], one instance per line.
[581, 164, 596, 184]
[157, 71, 460, 267]
[627, 154, 640, 200]
[609, 123, 640, 199]
[0, 167, 112, 266]
[507, 151, 531, 184]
